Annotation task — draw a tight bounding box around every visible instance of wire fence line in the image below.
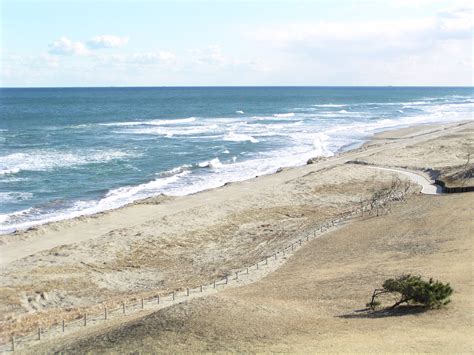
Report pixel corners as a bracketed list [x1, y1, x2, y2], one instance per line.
[2, 203, 375, 352]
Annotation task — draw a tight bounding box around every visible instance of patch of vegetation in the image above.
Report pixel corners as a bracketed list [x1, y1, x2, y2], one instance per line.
[367, 275, 453, 311]
[363, 177, 413, 217]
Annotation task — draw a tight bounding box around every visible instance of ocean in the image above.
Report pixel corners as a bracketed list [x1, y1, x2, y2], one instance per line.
[0, 86, 473, 234]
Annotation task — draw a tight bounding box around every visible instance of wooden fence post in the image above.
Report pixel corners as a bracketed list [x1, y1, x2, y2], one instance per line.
[274, 253, 277, 260]
[11, 336, 15, 351]
[172, 291, 175, 301]
[200, 285, 203, 292]
[225, 276, 228, 284]
[235, 271, 239, 279]
[256, 262, 259, 270]
[157, 295, 160, 304]
[84, 314, 87, 326]
[123, 302, 126, 314]
[186, 288, 190, 296]
[213, 281, 216, 288]
[62, 319, 65, 332]
[141, 298, 144, 309]
[38, 327, 41, 340]
[105, 307, 108, 320]
[265, 257, 268, 265]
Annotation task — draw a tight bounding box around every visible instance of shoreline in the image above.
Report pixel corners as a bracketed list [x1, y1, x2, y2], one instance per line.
[0, 120, 470, 258]
[0, 120, 472, 346]
[0, 120, 468, 239]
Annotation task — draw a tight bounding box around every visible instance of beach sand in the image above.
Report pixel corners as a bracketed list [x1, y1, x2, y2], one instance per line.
[0, 121, 472, 352]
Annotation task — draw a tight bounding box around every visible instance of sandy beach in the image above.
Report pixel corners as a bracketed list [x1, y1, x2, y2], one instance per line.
[0, 120, 473, 352]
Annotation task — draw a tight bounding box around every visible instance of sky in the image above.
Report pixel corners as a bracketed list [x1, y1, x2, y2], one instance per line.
[0, 0, 473, 87]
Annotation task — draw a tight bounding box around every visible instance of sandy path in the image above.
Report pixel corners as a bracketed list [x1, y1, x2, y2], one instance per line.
[367, 166, 443, 195]
[0, 121, 470, 267]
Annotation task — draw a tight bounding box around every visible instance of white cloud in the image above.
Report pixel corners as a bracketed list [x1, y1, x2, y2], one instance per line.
[254, 9, 472, 45]
[86, 35, 130, 49]
[48, 37, 89, 56]
[238, 5, 473, 85]
[48, 35, 129, 56]
[92, 51, 177, 69]
[116, 51, 176, 63]
[388, 0, 473, 8]
[436, 6, 473, 39]
[132, 51, 175, 62]
[250, 6, 473, 60]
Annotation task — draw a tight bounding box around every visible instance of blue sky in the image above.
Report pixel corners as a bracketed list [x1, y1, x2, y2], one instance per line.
[1, 0, 472, 87]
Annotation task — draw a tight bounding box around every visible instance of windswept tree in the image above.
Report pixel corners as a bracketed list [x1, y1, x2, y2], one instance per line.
[367, 275, 453, 311]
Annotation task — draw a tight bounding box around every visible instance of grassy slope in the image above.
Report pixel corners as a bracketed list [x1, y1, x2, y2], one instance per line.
[45, 193, 473, 353]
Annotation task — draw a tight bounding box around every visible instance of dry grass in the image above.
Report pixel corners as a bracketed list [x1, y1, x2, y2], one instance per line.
[45, 193, 473, 353]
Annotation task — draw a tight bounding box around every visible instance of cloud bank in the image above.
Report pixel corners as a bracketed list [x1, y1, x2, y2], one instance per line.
[252, 6, 473, 55]
[48, 35, 129, 56]
[48, 37, 89, 56]
[87, 35, 130, 49]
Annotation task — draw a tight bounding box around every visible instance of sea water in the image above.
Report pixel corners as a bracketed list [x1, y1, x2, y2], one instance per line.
[0, 87, 473, 233]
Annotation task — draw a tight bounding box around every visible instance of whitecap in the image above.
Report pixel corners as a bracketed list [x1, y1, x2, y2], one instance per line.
[273, 113, 295, 118]
[100, 117, 197, 127]
[198, 158, 223, 169]
[0, 149, 135, 174]
[311, 133, 334, 157]
[0, 167, 21, 176]
[158, 164, 192, 177]
[236, 110, 244, 114]
[223, 132, 259, 143]
[406, 101, 428, 105]
[312, 104, 347, 107]
[0, 191, 34, 203]
[119, 124, 219, 136]
[100, 172, 188, 205]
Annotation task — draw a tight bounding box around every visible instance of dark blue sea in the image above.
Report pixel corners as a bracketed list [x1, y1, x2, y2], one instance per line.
[0, 87, 473, 233]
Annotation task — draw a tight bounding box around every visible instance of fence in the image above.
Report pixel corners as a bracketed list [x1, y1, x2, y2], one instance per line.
[2, 203, 376, 353]
[434, 179, 474, 193]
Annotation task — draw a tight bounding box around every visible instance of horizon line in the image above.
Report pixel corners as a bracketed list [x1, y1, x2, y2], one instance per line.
[1, 85, 473, 89]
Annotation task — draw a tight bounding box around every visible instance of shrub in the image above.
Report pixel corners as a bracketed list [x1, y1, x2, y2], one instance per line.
[367, 274, 453, 310]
